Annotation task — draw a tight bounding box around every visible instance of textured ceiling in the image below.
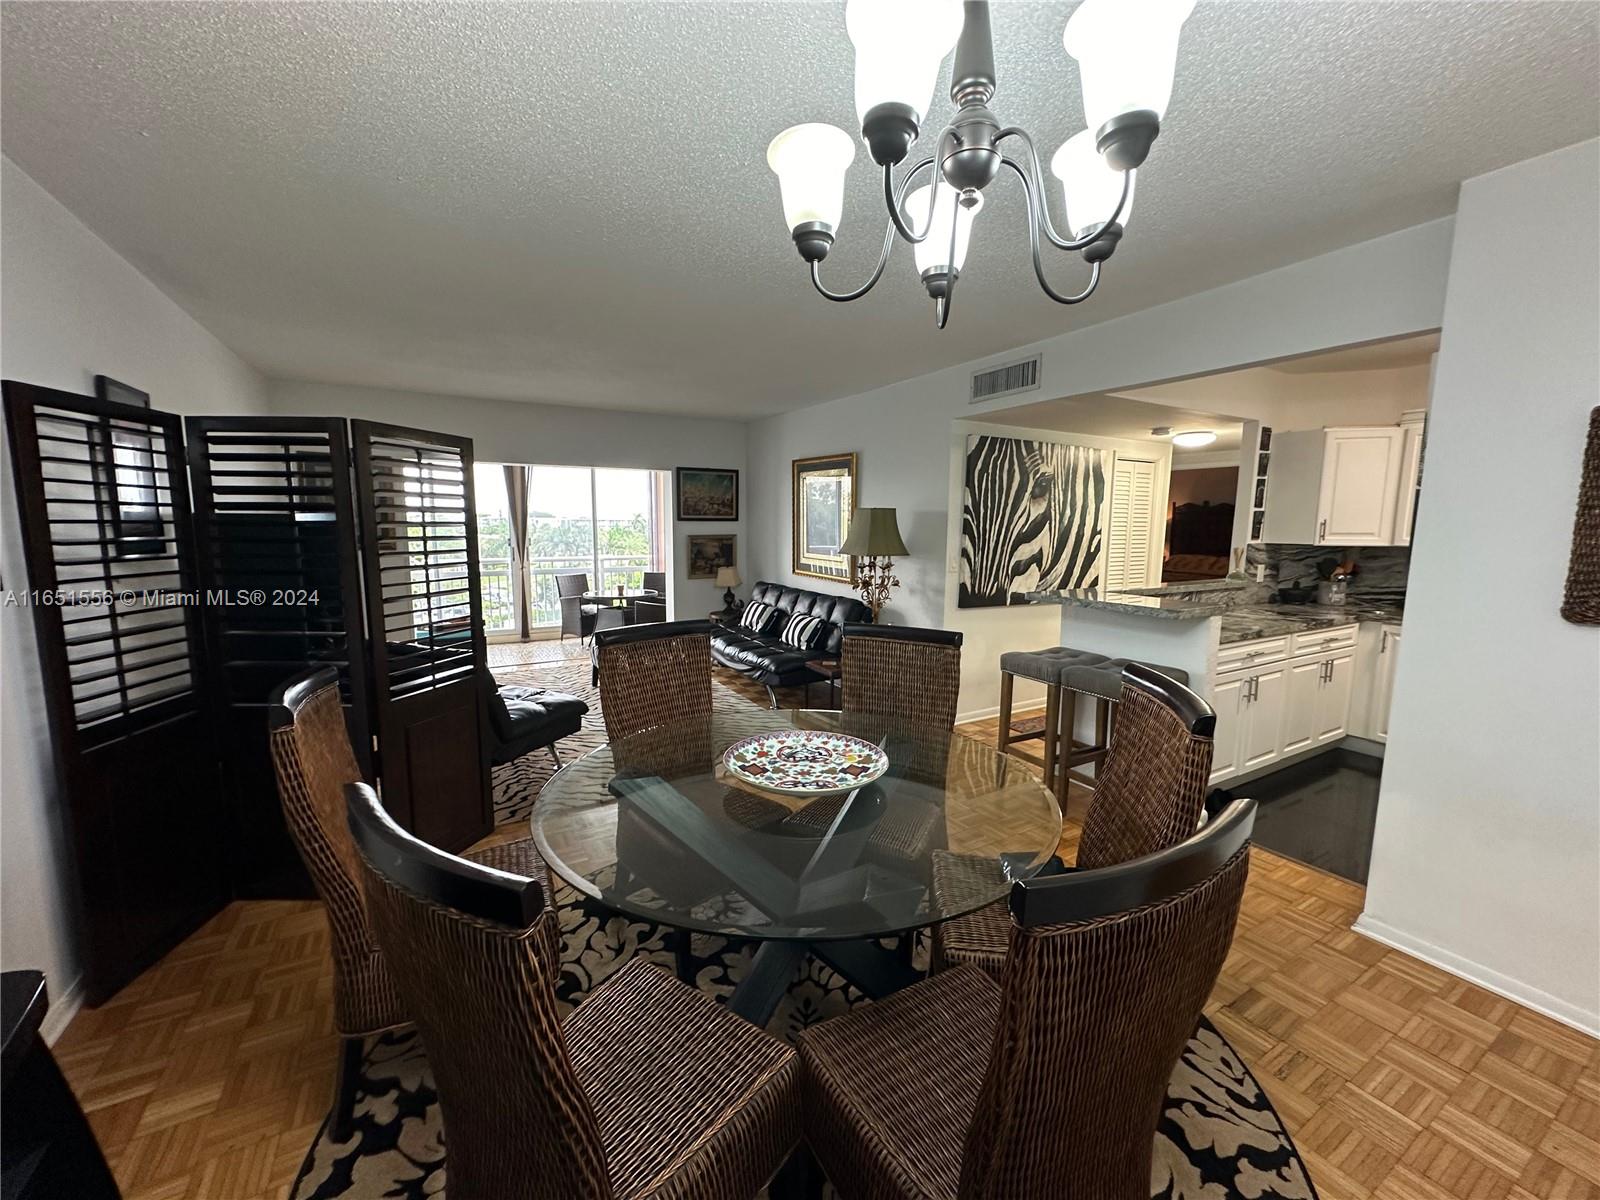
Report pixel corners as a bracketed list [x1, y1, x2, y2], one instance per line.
[985, 391, 1244, 453]
[1267, 331, 1440, 374]
[2, 2, 1596, 418]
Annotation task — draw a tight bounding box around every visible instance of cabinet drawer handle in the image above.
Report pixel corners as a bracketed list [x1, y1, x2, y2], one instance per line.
[1318, 519, 1327, 542]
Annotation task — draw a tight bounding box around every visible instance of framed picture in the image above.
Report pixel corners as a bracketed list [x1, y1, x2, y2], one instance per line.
[687, 533, 736, 579]
[675, 466, 739, 520]
[792, 452, 857, 582]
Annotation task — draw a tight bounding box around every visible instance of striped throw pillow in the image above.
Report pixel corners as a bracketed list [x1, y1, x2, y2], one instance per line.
[741, 601, 776, 632]
[780, 611, 826, 650]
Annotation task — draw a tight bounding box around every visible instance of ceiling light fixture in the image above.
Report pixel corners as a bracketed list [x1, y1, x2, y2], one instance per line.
[765, 0, 1194, 328]
[1171, 430, 1218, 448]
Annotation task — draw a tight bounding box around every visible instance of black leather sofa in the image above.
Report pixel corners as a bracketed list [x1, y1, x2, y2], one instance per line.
[480, 668, 589, 767]
[710, 580, 871, 706]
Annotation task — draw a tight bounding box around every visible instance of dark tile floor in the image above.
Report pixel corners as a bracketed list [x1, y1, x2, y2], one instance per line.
[1232, 750, 1382, 884]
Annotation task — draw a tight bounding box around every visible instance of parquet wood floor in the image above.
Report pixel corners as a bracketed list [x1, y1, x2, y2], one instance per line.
[52, 695, 1599, 1200]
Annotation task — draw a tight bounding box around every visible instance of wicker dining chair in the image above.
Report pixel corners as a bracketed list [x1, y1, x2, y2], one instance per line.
[797, 799, 1256, 1200]
[344, 780, 802, 1200]
[593, 619, 713, 741]
[267, 666, 552, 1141]
[932, 663, 1216, 978]
[839, 624, 963, 732]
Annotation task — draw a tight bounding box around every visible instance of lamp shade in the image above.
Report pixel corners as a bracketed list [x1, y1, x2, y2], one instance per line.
[713, 566, 742, 588]
[846, 0, 965, 127]
[1051, 129, 1135, 236]
[907, 184, 984, 275]
[766, 123, 856, 232]
[1063, 0, 1195, 134]
[838, 507, 909, 557]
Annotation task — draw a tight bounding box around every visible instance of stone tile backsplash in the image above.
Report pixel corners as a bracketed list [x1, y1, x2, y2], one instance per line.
[1244, 543, 1411, 607]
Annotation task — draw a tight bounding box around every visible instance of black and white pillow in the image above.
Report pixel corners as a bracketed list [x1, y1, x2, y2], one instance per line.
[741, 601, 777, 632]
[780, 612, 826, 650]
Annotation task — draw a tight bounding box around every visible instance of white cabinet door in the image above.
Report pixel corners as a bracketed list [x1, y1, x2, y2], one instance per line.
[1315, 651, 1357, 744]
[1373, 625, 1402, 741]
[1241, 666, 1287, 771]
[1281, 657, 1324, 755]
[1394, 421, 1425, 546]
[1105, 458, 1158, 589]
[1317, 428, 1404, 545]
[1209, 674, 1246, 783]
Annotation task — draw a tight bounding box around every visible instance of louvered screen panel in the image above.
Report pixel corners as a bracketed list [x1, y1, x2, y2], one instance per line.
[187, 416, 372, 897]
[352, 421, 490, 850]
[4, 381, 226, 1003]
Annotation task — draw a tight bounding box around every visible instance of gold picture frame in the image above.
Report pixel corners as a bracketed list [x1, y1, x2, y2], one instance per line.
[792, 452, 857, 582]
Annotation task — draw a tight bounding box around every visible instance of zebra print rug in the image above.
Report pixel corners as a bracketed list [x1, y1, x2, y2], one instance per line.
[292, 662, 1318, 1200]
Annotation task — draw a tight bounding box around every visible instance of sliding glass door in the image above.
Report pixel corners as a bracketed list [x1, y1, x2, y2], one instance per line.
[477, 463, 667, 637]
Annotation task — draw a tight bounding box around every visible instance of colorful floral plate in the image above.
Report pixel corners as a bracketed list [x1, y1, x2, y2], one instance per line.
[721, 729, 890, 798]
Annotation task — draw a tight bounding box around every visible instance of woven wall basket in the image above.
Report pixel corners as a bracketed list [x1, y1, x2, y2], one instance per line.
[1561, 406, 1600, 625]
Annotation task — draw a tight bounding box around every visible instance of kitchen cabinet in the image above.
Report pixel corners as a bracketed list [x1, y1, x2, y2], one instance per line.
[1394, 416, 1426, 546]
[1315, 650, 1356, 744]
[1262, 426, 1405, 546]
[1281, 657, 1325, 755]
[1371, 624, 1402, 742]
[1208, 675, 1246, 782]
[1240, 665, 1287, 771]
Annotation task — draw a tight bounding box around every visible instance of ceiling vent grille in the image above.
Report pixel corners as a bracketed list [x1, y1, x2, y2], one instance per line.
[970, 355, 1041, 403]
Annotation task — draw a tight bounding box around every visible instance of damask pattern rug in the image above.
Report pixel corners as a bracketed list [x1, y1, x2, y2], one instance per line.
[292, 659, 1319, 1200]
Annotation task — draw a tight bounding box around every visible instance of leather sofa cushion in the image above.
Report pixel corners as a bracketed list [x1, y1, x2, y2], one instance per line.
[710, 626, 823, 678]
[746, 581, 871, 656]
[489, 685, 589, 743]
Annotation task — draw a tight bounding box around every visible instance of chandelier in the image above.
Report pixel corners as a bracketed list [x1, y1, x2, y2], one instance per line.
[766, 0, 1194, 328]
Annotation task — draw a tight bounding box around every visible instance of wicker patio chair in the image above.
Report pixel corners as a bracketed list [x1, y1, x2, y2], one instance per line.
[558, 571, 600, 643]
[593, 619, 713, 741]
[344, 780, 802, 1200]
[642, 569, 667, 598]
[932, 663, 1216, 978]
[796, 799, 1256, 1200]
[267, 666, 552, 1140]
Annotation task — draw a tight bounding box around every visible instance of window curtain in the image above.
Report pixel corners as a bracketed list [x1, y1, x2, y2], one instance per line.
[503, 464, 531, 639]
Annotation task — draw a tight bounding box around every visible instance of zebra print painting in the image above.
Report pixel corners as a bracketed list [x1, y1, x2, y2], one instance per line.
[960, 434, 1107, 607]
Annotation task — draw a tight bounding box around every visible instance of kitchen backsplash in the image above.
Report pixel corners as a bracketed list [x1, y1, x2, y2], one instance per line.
[1244, 543, 1411, 607]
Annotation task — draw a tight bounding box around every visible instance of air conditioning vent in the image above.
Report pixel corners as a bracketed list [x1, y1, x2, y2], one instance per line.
[970, 355, 1041, 403]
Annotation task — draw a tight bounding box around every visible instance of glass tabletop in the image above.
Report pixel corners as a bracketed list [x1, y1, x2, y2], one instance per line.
[532, 708, 1063, 941]
[583, 589, 659, 603]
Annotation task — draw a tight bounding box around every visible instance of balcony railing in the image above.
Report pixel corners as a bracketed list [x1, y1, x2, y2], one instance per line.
[479, 554, 656, 633]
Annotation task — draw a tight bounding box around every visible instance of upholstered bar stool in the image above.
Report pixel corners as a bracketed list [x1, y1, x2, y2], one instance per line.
[996, 647, 1109, 785]
[1058, 657, 1190, 801]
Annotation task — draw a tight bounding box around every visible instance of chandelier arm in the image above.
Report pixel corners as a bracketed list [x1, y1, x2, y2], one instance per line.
[883, 157, 940, 244]
[1002, 157, 1105, 305]
[810, 155, 938, 302]
[935, 184, 962, 330]
[995, 127, 1132, 252]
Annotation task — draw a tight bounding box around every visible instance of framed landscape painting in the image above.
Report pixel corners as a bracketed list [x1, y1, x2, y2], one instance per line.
[687, 533, 736, 579]
[675, 466, 739, 520]
[792, 452, 856, 582]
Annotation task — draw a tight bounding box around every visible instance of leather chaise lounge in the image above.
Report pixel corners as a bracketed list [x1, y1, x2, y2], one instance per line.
[709, 580, 871, 707]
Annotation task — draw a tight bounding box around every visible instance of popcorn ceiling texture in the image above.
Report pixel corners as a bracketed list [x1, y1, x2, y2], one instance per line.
[1, 2, 1595, 417]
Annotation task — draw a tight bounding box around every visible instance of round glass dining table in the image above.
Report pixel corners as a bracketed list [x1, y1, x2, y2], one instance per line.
[532, 707, 1062, 1022]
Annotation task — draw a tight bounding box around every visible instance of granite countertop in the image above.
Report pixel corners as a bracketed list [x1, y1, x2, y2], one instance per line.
[1028, 579, 1265, 620]
[1219, 603, 1405, 644]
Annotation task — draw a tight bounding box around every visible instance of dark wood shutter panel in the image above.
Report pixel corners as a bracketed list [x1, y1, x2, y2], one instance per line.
[185, 416, 373, 897]
[3, 381, 227, 1004]
[350, 420, 490, 850]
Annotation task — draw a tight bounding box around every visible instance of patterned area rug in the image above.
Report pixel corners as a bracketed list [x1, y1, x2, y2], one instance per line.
[293, 659, 1318, 1200]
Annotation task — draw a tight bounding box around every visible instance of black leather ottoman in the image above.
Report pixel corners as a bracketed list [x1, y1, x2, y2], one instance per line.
[486, 676, 590, 767]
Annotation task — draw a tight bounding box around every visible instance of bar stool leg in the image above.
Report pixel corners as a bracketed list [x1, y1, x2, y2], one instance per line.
[1056, 689, 1076, 804]
[1041, 684, 1060, 790]
[996, 671, 1015, 753]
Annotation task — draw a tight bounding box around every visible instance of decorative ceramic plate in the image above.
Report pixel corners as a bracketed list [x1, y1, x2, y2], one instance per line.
[721, 729, 890, 798]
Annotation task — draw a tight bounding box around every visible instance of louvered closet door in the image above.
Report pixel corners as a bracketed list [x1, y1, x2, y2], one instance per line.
[187, 417, 372, 897]
[3, 382, 226, 1004]
[352, 421, 490, 851]
[1104, 458, 1157, 589]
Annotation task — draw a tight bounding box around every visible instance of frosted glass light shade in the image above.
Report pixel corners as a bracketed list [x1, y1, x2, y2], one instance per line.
[1063, 0, 1195, 133]
[766, 124, 856, 232]
[847, 0, 965, 126]
[1051, 129, 1135, 236]
[908, 183, 983, 274]
[1171, 430, 1217, 448]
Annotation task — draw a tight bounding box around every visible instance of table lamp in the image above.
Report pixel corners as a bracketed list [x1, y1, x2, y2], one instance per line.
[714, 565, 742, 611]
[839, 507, 908, 620]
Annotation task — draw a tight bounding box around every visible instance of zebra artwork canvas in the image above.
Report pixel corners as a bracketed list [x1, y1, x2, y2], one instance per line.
[959, 434, 1108, 607]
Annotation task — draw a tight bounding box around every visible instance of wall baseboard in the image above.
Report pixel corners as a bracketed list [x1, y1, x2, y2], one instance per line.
[1353, 913, 1600, 1038]
[40, 973, 84, 1045]
[956, 698, 1046, 725]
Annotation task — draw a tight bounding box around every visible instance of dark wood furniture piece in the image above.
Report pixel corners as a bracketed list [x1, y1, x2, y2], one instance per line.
[839, 624, 962, 732]
[708, 606, 744, 625]
[935, 663, 1216, 979]
[2, 971, 121, 1200]
[531, 708, 1061, 1026]
[797, 799, 1256, 1200]
[344, 780, 802, 1200]
[804, 659, 842, 708]
[268, 666, 552, 1141]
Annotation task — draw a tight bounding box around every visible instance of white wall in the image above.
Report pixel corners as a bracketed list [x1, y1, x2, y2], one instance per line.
[0, 157, 267, 1036]
[747, 217, 1454, 718]
[265, 381, 747, 619]
[1359, 139, 1600, 1034]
